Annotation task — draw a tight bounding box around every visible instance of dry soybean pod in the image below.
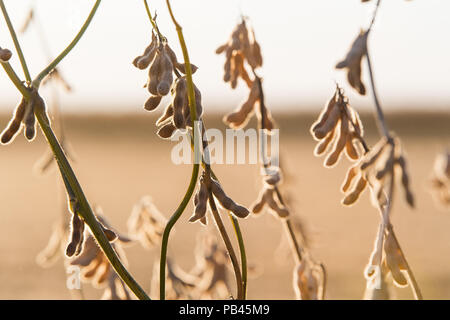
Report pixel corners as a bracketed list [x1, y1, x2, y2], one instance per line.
[384, 232, 408, 287]
[375, 146, 395, 181]
[1, 98, 27, 144]
[314, 127, 336, 156]
[144, 95, 162, 111]
[210, 178, 249, 218]
[190, 179, 209, 223]
[313, 103, 341, 140]
[156, 104, 174, 126]
[264, 188, 289, 218]
[345, 132, 360, 160]
[157, 122, 176, 139]
[250, 188, 267, 214]
[173, 78, 187, 128]
[341, 165, 360, 193]
[311, 92, 337, 138]
[157, 51, 174, 96]
[24, 98, 36, 141]
[342, 174, 367, 206]
[360, 137, 388, 170]
[66, 213, 84, 257]
[147, 51, 162, 95]
[325, 117, 348, 167]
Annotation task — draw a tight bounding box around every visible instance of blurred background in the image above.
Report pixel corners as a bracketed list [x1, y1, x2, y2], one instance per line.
[0, 0, 449, 300]
[0, 0, 449, 112]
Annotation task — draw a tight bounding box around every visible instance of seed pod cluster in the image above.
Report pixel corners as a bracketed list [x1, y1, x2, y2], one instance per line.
[209, 176, 250, 219]
[69, 213, 132, 290]
[133, 33, 198, 112]
[190, 176, 209, 225]
[127, 196, 167, 249]
[341, 163, 368, 206]
[293, 261, 324, 300]
[65, 206, 118, 258]
[358, 136, 415, 208]
[1, 89, 46, 145]
[311, 87, 364, 168]
[364, 227, 409, 290]
[383, 230, 408, 287]
[155, 77, 204, 139]
[363, 261, 390, 300]
[430, 150, 450, 209]
[216, 20, 263, 89]
[251, 184, 290, 218]
[335, 30, 368, 95]
[0, 47, 12, 62]
[223, 79, 274, 130]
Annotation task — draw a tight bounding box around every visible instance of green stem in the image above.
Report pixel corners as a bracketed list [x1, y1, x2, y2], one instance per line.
[143, 0, 164, 41]
[159, 164, 199, 300]
[165, 0, 197, 123]
[190, 130, 248, 299]
[32, 0, 101, 88]
[34, 106, 150, 300]
[0, 61, 30, 98]
[208, 191, 243, 299]
[229, 215, 247, 299]
[159, 0, 201, 300]
[0, 0, 32, 82]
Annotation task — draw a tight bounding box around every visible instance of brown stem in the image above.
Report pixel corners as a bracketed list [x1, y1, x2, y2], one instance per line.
[365, 49, 391, 139]
[207, 187, 244, 300]
[254, 74, 304, 264]
[367, 0, 382, 33]
[358, 133, 422, 300]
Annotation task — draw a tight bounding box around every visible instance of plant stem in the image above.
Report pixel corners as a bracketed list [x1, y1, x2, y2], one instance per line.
[165, 0, 197, 124]
[283, 219, 303, 264]
[143, 0, 164, 41]
[189, 129, 248, 299]
[0, 0, 32, 82]
[367, 0, 382, 33]
[160, 0, 200, 300]
[159, 164, 199, 300]
[32, 0, 101, 88]
[207, 190, 244, 300]
[200, 121, 245, 299]
[363, 1, 421, 298]
[365, 49, 390, 139]
[34, 105, 150, 300]
[0, 61, 30, 98]
[228, 214, 247, 299]
[254, 74, 304, 264]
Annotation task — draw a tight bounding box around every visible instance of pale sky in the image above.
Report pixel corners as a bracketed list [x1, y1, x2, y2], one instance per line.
[0, 0, 449, 113]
